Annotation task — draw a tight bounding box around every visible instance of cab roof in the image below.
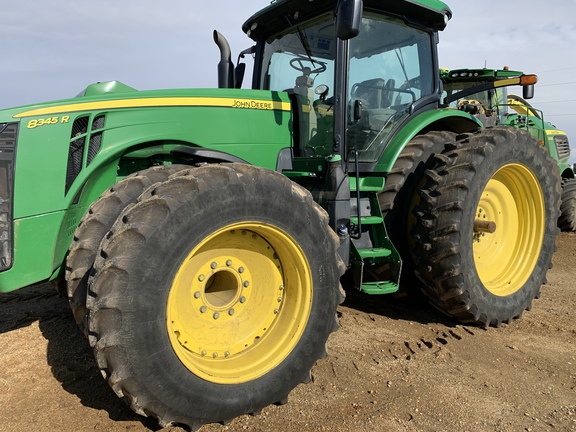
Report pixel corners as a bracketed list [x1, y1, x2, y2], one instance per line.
[243, 0, 452, 41]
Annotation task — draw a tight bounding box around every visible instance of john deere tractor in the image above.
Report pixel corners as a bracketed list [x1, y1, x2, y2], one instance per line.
[442, 67, 575, 230]
[0, 0, 561, 429]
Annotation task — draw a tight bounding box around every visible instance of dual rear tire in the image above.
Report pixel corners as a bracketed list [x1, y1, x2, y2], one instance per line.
[411, 127, 561, 326]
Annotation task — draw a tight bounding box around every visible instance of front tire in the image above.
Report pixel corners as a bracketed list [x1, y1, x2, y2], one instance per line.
[86, 163, 344, 429]
[412, 127, 560, 326]
[66, 164, 187, 331]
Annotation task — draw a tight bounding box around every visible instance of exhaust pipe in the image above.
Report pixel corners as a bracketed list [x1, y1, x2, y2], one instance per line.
[213, 30, 234, 89]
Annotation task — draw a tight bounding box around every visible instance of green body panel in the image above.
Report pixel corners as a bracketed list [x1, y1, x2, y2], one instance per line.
[0, 86, 293, 292]
[0, 212, 67, 292]
[374, 108, 481, 172]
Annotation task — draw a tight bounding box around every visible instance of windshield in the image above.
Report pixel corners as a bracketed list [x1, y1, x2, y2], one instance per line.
[260, 12, 436, 163]
[261, 17, 336, 157]
[347, 14, 434, 162]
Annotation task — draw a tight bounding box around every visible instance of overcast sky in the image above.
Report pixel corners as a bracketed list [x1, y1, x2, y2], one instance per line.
[2, 0, 575, 163]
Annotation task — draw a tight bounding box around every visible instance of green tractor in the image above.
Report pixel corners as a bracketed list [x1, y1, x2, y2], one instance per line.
[441, 67, 576, 231]
[0, 0, 561, 429]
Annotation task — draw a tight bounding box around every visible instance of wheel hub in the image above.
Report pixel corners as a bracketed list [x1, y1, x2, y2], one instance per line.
[166, 223, 311, 384]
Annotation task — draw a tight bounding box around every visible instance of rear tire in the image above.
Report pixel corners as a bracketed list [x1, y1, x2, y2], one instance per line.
[66, 164, 187, 331]
[558, 178, 576, 231]
[86, 163, 345, 429]
[412, 127, 560, 326]
[378, 131, 456, 286]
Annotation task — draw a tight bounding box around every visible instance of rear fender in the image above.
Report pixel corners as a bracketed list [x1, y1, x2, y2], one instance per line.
[375, 110, 481, 173]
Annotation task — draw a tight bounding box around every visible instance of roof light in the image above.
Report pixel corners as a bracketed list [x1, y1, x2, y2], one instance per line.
[520, 75, 538, 85]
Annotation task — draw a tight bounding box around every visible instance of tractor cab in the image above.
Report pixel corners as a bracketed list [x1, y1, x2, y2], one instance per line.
[240, 0, 451, 172]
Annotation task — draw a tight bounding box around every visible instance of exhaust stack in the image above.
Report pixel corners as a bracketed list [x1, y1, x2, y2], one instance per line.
[213, 30, 234, 89]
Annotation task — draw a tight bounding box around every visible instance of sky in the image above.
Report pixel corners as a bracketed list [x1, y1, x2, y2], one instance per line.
[1, 0, 575, 164]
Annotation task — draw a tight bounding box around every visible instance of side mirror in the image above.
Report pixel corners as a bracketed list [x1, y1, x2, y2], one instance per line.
[523, 84, 535, 100]
[235, 64, 246, 89]
[336, 0, 363, 40]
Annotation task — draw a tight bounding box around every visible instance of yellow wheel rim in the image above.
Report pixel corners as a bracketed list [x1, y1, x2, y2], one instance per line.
[166, 223, 312, 384]
[473, 163, 545, 296]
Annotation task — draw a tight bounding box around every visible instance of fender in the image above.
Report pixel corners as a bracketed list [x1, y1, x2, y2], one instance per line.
[375, 108, 482, 173]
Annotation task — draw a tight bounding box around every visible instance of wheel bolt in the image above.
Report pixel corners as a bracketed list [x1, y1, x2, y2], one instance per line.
[238, 267, 244, 273]
[200, 306, 207, 313]
[194, 291, 201, 299]
[239, 296, 246, 303]
[277, 297, 282, 302]
[201, 350, 207, 356]
[226, 259, 232, 266]
[274, 309, 279, 314]
[213, 312, 220, 319]
[225, 351, 230, 357]
[279, 285, 284, 290]
[228, 308, 235, 316]
[211, 262, 217, 269]
[213, 352, 218, 358]
[243, 281, 250, 288]
[198, 274, 205, 282]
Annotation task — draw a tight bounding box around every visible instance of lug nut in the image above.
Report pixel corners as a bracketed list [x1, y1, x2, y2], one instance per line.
[200, 306, 207, 313]
[238, 267, 244, 273]
[239, 296, 246, 303]
[194, 291, 201, 299]
[210, 262, 217, 269]
[198, 274, 205, 281]
[243, 281, 250, 287]
[228, 308, 235, 316]
[226, 260, 232, 266]
[213, 312, 220, 319]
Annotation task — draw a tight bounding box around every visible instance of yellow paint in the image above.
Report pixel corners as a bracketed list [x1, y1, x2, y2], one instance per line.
[14, 97, 292, 119]
[473, 163, 544, 296]
[166, 222, 312, 384]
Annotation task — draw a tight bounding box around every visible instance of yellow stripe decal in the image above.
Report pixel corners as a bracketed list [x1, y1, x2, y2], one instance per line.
[14, 97, 292, 118]
[494, 78, 521, 88]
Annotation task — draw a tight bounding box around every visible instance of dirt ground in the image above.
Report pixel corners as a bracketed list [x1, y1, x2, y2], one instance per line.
[1, 233, 575, 432]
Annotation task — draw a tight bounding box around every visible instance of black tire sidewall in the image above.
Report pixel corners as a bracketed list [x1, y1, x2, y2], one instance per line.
[450, 130, 558, 322]
[93, 165, 340, 423]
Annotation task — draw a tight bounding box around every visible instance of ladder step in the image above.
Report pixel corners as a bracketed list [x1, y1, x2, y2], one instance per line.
[361, 281, 399, 295]
[356, 247, 392, 259]
[350, 216, 384, 225]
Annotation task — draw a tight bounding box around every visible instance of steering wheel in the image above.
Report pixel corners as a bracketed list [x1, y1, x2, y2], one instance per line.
[289, 56, 327, 75]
